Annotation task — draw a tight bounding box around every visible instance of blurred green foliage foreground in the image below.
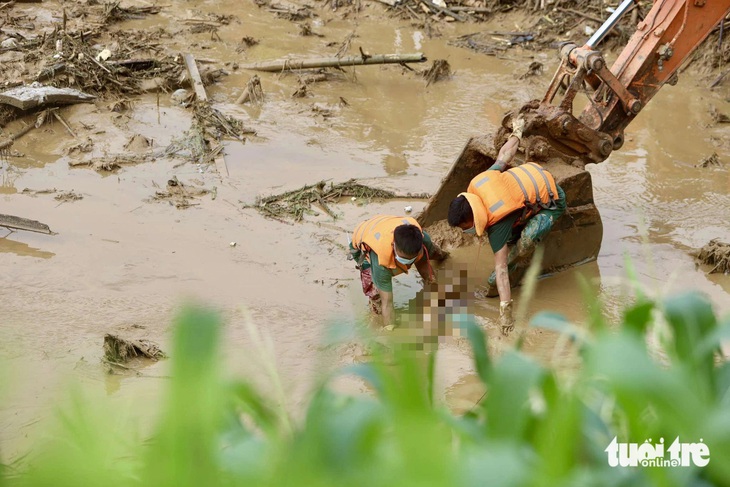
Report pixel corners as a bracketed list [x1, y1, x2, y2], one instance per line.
[4, 291, 730, 487]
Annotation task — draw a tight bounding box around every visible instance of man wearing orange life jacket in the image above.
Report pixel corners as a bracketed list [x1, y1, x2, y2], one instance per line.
[447, 119, 566, 335]
[349, 215, 448, 329]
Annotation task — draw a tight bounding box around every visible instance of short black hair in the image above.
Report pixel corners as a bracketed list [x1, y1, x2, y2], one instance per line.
[393, 224, 423, 256]
[448, 195, 473, 227]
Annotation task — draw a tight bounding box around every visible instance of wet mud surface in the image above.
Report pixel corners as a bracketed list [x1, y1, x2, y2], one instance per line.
[1, 0, 730, 463]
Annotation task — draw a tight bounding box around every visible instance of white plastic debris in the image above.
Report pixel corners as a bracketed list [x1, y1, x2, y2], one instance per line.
[433, 0, 446, 7]
[404, 205, 413, 214]
[351, 197, 357, 202]
[96, 49, 112, 62]
[171, 89, 190, 104]
[1, 38, 18, 49]
[584, 25, 596, 36]
[230, 242, 237, 247]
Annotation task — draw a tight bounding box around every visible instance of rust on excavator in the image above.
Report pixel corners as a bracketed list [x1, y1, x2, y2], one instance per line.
[419, 0, 730, 283]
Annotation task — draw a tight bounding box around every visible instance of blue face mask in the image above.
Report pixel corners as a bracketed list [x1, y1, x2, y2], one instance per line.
[463, 225, 477, 235]
[395, 249, 418, 266]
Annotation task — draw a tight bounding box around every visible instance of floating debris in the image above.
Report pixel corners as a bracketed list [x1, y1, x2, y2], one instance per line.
[519, 61, 544, 79]
[236, 75, 264, 105]
[68, 154, 154, 172]
[710, 106, 730, 124]
[696, 153, 721, 168]
[54, 190, 84, 202]
[422, 59, 451, 86]
[150, 175, 210, 209]
[103, 333, 166, 363]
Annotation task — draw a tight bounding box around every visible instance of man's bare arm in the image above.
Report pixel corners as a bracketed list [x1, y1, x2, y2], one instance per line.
[493, 244, 511, 303]
[491, 136, 520, 173]
[415, 256, 435, 284]
[379, 289, 395, 328]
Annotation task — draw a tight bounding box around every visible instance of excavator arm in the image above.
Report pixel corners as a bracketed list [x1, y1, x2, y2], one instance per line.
[511, 0, 730, 166]
[419, 0, 730, 281]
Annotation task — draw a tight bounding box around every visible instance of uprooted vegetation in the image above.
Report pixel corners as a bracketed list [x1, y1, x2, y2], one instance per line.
[244, 179, 431, 221]
[696, 239, 730, 275]
[103, 333, 166, 363]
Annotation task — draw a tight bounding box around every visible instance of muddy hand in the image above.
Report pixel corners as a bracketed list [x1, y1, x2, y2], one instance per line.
[499, 299, 515, 336]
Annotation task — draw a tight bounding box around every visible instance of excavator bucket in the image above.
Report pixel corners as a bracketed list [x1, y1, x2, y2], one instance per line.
[417, 135, 497, 228]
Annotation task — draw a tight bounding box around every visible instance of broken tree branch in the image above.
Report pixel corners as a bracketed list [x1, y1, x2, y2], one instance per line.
[235, 75, 264, 104]
[0, 109, 50, 149]
[52, 110, 77, 138]
[710, 69, 729, 89]
[243, 52, 427, 72]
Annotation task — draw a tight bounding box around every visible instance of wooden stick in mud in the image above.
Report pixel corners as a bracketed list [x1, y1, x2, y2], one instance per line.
[242, 53, 427, 72]
[0, 109, 50, 150]
[182, 53, 229, 179]
[448, 6, 492, 13]
[710, 69, 729, 89]
[52, 110, 77, 138]
[0, 123, 34, 150]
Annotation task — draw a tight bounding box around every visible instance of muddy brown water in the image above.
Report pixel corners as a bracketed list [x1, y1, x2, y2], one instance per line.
[1, 0, 729, 462]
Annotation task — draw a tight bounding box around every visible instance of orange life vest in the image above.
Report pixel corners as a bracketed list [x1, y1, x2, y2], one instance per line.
[462, 162, 559, 236]
[351, 215, 425, 272]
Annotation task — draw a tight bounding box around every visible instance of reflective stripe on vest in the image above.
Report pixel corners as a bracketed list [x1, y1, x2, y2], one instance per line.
[515, 165, 543, 205]
[506, 170, 531, 206]
[526, 162, 556, 202]
[489, 200, 505, 214]
[474, 175, 490, 188]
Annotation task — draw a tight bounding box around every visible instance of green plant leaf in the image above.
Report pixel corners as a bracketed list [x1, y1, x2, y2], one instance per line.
[663, 292, 717, 384]
[530, 312, 585, 344]
[622, 299, 654, 335]
[483, 352, 545, 440]
[465, 320, 491, 385]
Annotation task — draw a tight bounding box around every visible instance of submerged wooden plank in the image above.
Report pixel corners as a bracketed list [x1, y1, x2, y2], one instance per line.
[182, 53, 208, 102]
[0, 86, 95, 110]
[0, 213, 53, 234]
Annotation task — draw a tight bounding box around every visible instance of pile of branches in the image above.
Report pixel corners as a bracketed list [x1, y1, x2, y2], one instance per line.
[31, 29, 185, 97]
[246, 179, 430, 221]
[100, 2, 162, 23]
[165, 102, 255, 165]
[445, 0, 644, 55]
